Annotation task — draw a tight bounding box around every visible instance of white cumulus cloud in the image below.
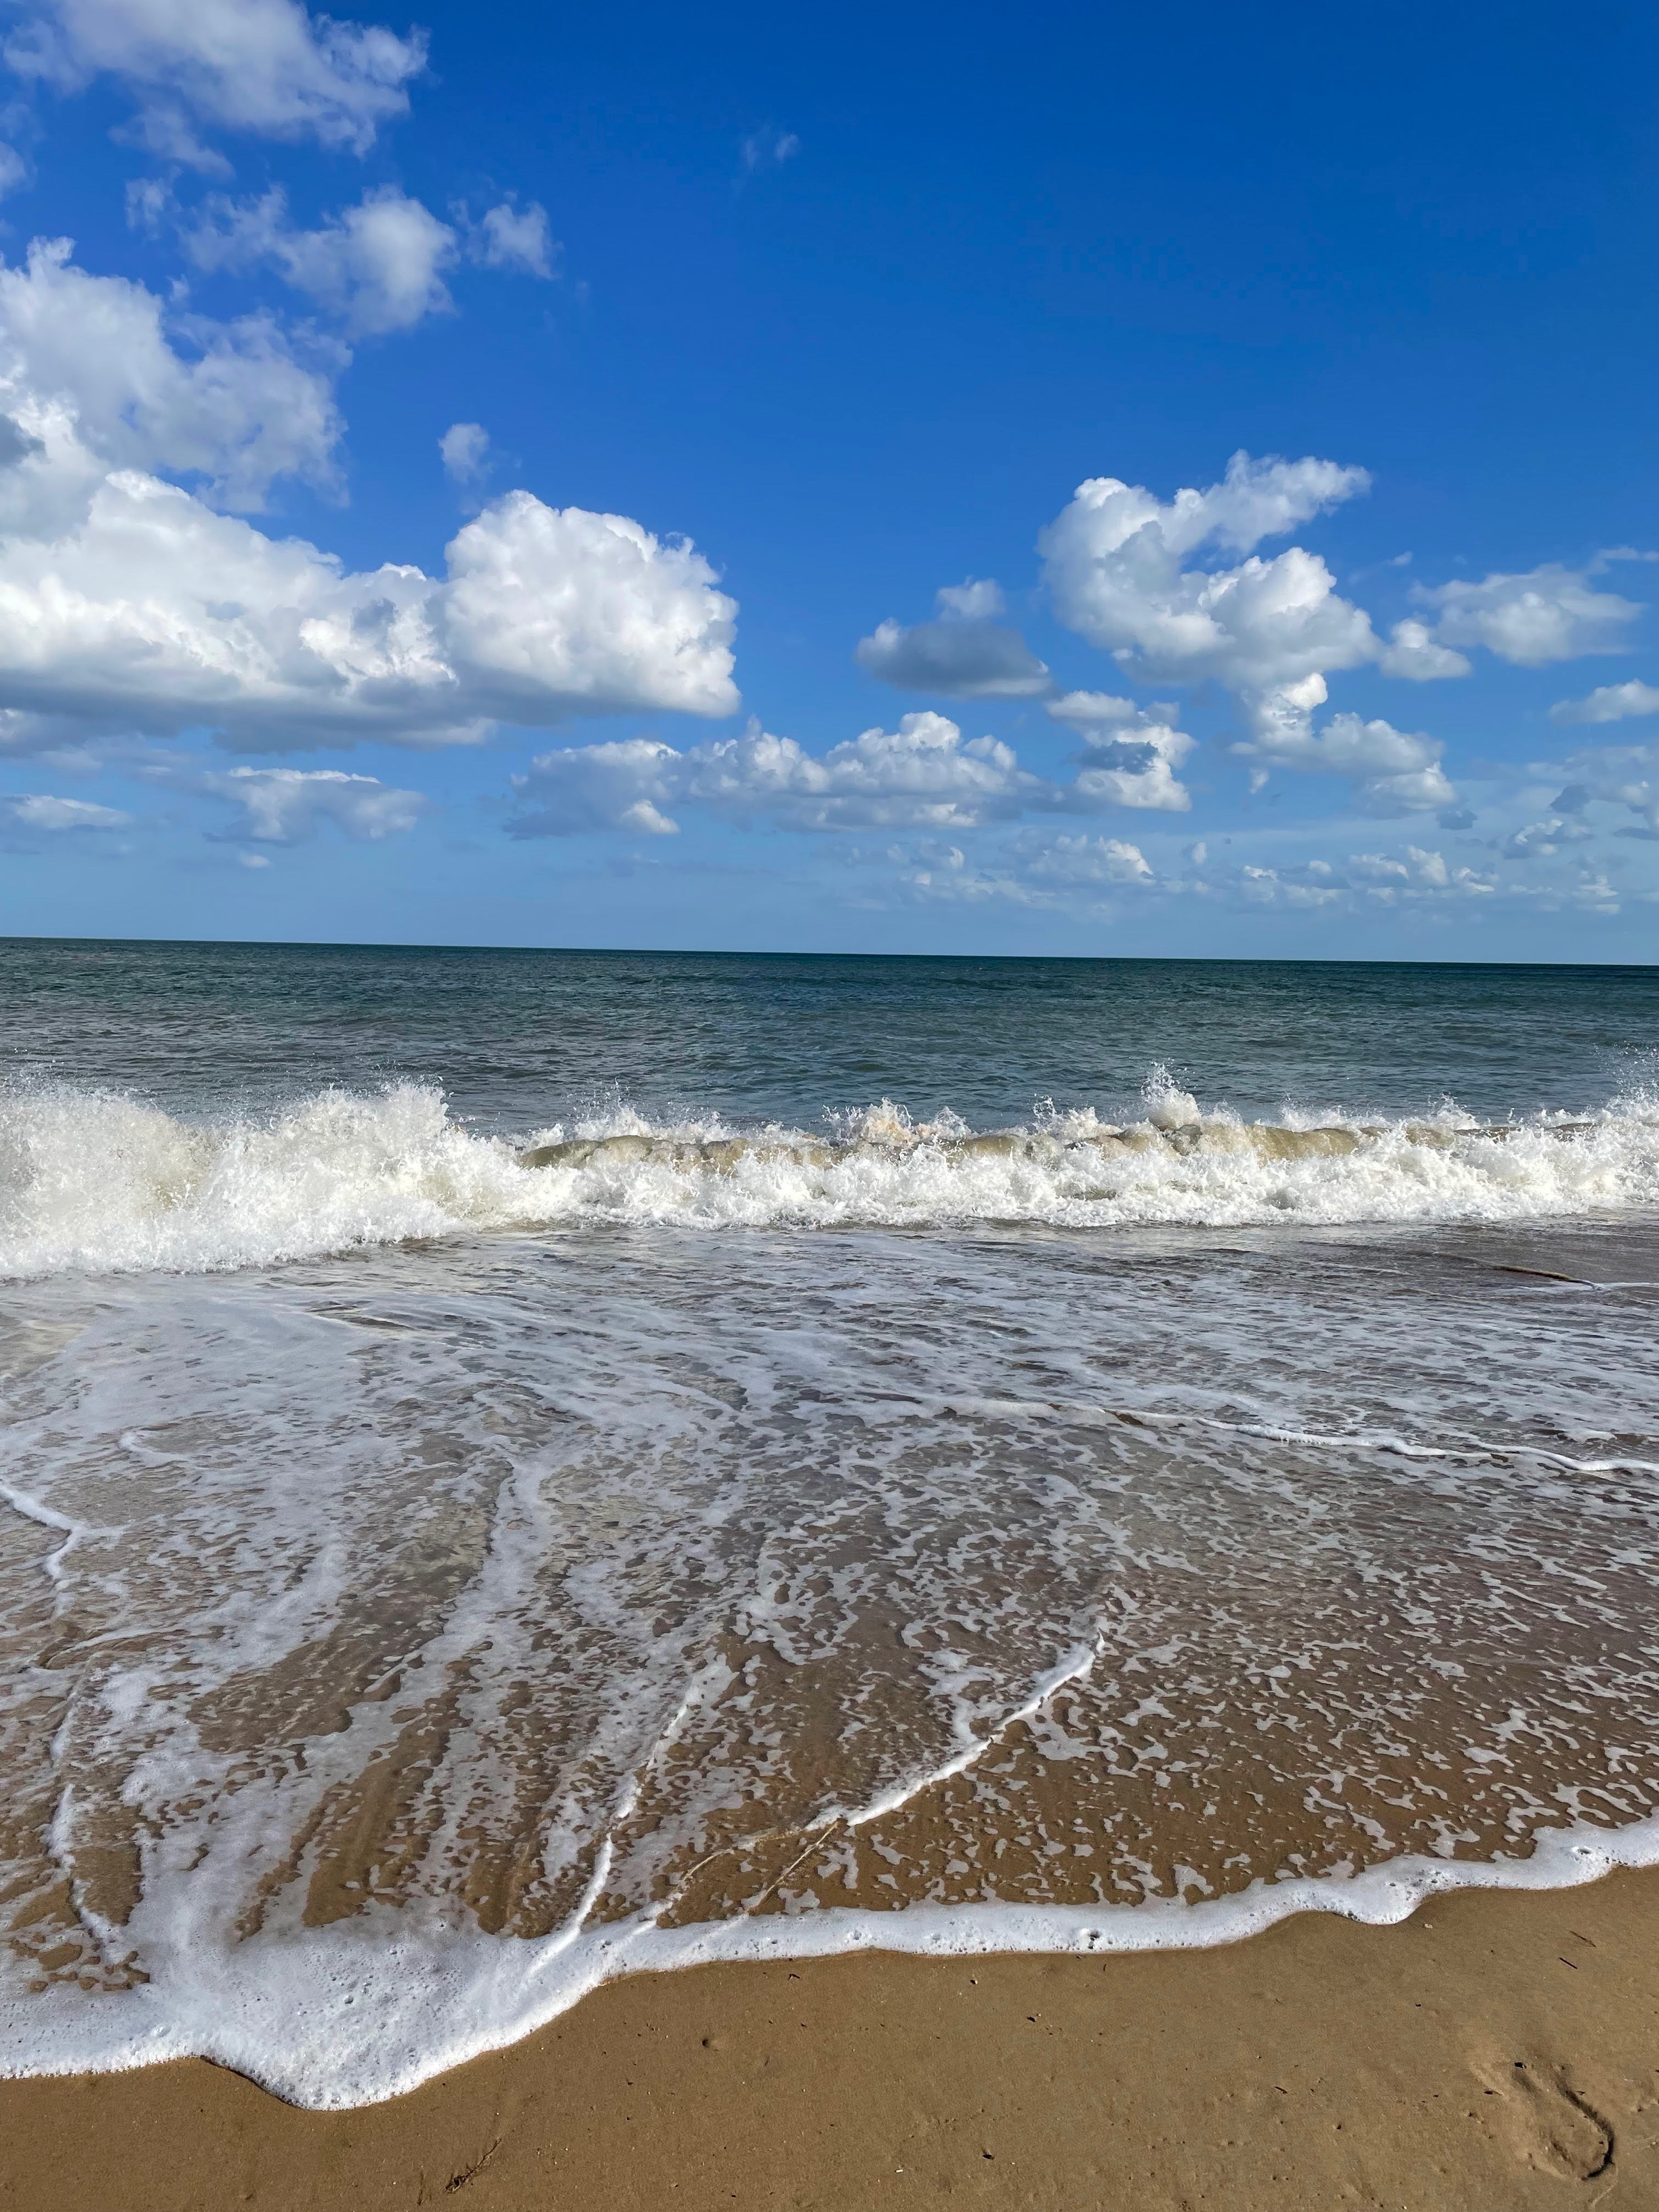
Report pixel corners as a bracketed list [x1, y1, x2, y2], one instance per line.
[441, 495, 737, 725]
[1046, 691, 1195, 811]
[440, 421, 489, 483]
[510, 712, 1042, 837]
[935, 578, 1004, 620]
[1549, 678, 1659, 726]
[1023, 833, 1155, 886]
[897, 833, 1157, 907]
[1038, 450, 1378, 749]
[1551, 742, 1659, 836]
[1497, 814, 1595, 860]
[186, 186, 456, 336]
[194, 764, 429, 842]
[855, 578, 1052, 699]
[6, 0, 427, 160]
[0, 244, 739, 750]
[472, 200, 556, 279]
[1234, 701, 1457, 813]
[0, 235, 342, 511]
[510, 693, 1226, 842]
[1375, 617, 1471, 680]
[1414, 565, 1641, 666]
[506, 736, 682, 837]
[1230, 845, 1496, 908]
[0, 474, 740, 747]
[1036, 453, 1635, 804]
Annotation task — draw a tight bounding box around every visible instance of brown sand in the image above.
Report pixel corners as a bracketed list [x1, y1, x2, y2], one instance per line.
[2, 1870, 1657, 2209]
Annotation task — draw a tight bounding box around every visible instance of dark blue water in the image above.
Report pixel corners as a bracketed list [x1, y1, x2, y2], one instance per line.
[2, 938, 1654, 1127]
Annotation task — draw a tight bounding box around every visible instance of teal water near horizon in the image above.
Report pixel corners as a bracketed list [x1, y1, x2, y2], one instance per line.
[3, 936, 1656, 1130]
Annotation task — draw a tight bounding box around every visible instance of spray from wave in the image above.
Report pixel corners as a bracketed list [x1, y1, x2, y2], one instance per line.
[3, 1068, 1658, 1281]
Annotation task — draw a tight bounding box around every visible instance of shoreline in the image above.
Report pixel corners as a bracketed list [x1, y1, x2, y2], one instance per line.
[4, 1866, 1658, 2208]
[8, 1814, 1659, 2106]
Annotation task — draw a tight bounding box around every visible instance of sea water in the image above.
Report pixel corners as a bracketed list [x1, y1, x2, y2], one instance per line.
[1, 941, 1656, 2104]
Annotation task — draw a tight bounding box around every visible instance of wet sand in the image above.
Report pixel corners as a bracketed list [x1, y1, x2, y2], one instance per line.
[3, 1868, 1656, 2209]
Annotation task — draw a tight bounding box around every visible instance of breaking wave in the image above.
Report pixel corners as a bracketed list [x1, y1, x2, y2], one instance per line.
[4, 1071, 1658, 1280]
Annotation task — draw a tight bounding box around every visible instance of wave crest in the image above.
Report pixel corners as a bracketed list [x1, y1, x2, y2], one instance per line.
[3, 1079, 1658, 1280]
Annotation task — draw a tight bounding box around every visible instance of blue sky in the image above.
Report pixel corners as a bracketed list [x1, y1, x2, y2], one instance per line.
[0, 0, 1656, 958]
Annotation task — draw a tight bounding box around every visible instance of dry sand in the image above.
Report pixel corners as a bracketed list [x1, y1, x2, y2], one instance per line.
[3, 1868, 1657, 2209]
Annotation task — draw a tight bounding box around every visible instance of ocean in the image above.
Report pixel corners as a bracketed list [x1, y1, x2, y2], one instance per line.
[1, 939, 1657, 2106]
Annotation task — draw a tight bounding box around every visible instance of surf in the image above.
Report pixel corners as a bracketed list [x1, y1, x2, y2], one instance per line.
[4, 1071, 1659, 1280]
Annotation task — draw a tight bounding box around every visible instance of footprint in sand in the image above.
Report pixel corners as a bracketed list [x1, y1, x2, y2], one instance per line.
[1474, 2057, 1615, 2184]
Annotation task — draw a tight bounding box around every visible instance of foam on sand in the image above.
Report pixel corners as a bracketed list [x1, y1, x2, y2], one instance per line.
[7, 1784, 1659, 2108]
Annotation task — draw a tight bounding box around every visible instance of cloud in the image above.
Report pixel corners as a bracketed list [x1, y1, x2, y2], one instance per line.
[1038, 450, 1378, 747]
[888, 848, 1033, 905]
[1550, 742, 1659, 836]
[1023, 833, 1154, 886]
[511, 693, 1218, 844]
[1549, 678, 1659, 726]
[889, 821, 1646, 920]
[1413, 565, 1641, 666]
[0, 708, 63, 755]
[176, 186, 556, 320]
[0, 473, 740, 749]
[1496, 814, 1595, 860]
[683, 715, 1036, 830]
[855, 617, 1050, 698]
[1375, 617, 1471, 680]
[3, 790, 129, 827]
[935, 579, 1004, 619]
[741, 127, 800, 171]
[187, 764, 428, 842]
[508, 736, 682, 836]
[1035, 453, 1641, 808]
[440, 421, 489, 483]
[896, 833, 1157, 907]
[1233, 698, 1457, 813]
[186, 187, 455, 337]
[6, 0, 427, 158]
[0, 235, 342, 511]
[855, 578, 1052, 699]
[1261, 844, 1624, 913]
[471, 199, 556, 279]
[0, 244, 739, 750]
[441, 496, 736, 724]
[1046, 691, 1195, 811]
[510, 712, 1042, 837]
[124, 173, 173, 233]
[1231, 845, 1498, 908]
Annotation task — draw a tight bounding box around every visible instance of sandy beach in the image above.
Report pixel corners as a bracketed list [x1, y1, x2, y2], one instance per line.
[3, 1866, 1654, 2209]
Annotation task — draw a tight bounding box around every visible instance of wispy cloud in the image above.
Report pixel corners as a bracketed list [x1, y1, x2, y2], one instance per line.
[741, 126, 800, 173]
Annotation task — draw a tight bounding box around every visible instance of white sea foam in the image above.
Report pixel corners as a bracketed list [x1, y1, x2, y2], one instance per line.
[5, 1814, 1658, 2108]
[1, 1214, 1656, 2108]
[3, 1076, 1658, 1280]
